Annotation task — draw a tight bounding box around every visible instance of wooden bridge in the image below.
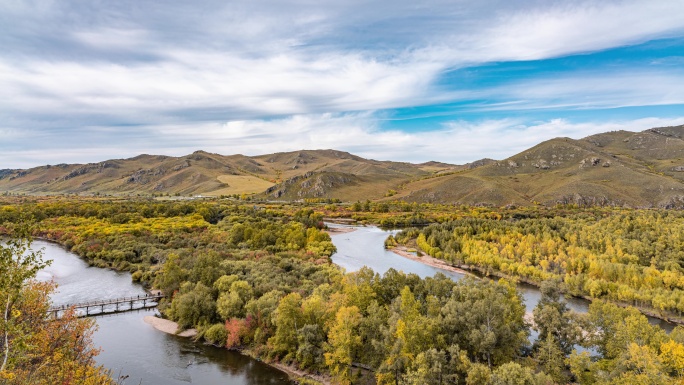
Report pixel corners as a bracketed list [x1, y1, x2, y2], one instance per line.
[48, 293, 165, 318]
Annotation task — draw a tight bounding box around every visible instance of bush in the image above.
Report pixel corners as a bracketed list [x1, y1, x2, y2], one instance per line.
[204, 323, 228, 346]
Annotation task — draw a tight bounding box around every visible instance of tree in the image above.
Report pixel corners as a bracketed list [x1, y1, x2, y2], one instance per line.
[154, 253, 185, 297]
[269, 292, 303, 359]
[1, 232, 47, 374]
[403, 349, 450, 385]
[442, 278, 528, 367]
[611, 343, 668, 384]
[297, 324, 326, 369]
[216, 280, 253, 320]
[660, 340, 684, 379]
[533, 279, 581, 355]
[325, 306, 362, 385]
[0, 232, 114, 384]
[566, 350, 595, 385]
[168, 282, 216, 329]
[490, 362, 535, 385]
[535, 334, 566, 383]
[245, 290, 283, 345]
[466, 363, 492, 385]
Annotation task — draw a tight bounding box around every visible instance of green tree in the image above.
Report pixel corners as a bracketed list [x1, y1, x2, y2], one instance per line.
[442, 278, 528, 367]
[491, 362, 535, 385]
[154, 253, 185, 296]
[168, 282, 216, 329]
[466, 363, 492, 385]
[245, 290, 283, 345]
[532, 279, 581, 355]
[216, 280, 253, 320]
[535, 334, 566, 383]
[567, 350, 596, 385]
[403, 348, 451, 385]
[270, 292, 303, 359]
[296, 324, 326, 369]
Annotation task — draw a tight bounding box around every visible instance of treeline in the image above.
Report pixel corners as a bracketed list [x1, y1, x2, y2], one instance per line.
[395, 210, 684, 319]
[0, 199, 335, 283]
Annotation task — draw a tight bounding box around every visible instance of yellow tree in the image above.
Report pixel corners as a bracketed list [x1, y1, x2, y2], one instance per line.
[0, 233, 114, 384]
[325, 306, 362, 385]
[660, 340, 684, 379]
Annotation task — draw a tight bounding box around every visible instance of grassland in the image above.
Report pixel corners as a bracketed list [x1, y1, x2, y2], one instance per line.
[206, 175, 275, 196]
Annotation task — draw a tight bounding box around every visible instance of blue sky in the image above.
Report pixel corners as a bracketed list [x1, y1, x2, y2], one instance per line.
[2, 0, 684, 168]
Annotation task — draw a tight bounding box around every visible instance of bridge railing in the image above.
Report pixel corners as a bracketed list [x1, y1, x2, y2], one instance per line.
[48, 293, 165, 317]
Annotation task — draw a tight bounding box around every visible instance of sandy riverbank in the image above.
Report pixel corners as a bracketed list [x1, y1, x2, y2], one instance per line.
[144, 316, 329, 383]
[325, 226, 357, 235]
[390, 246, 476, 278]
[143, 316, 197, 338]
[266, 360, 331, 385]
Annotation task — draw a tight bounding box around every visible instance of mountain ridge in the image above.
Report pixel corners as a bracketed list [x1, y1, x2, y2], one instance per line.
[2, 125, 684, 207]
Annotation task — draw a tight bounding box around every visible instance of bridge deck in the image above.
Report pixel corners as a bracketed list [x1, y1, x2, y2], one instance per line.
[49, 294, 165, 318]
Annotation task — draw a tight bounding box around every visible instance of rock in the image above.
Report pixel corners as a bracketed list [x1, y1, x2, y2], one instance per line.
[580, 157, 601, 168]
[533, 159, 550, 169]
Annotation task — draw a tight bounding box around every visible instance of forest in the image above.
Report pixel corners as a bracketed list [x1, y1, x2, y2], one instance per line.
[393, 209, 684, 320]
[2, 197, 684, 384]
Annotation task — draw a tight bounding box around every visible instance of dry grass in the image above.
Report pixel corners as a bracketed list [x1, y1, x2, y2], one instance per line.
[206, 175, 275, 196]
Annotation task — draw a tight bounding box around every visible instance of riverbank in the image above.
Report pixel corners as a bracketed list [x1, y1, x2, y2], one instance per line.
[390, 245, 684, 328]
[325, 226, 357, 235]
[143, 316, 198, 337]
[261, 359, 330, 385]
[143, 315, 329, 384]
[390, 246, 477, 278]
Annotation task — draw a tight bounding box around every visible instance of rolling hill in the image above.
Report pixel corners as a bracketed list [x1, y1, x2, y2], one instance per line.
[1, 124, 684, 207]
[391, 125, 684, 208]
[0, 149, 454, 200]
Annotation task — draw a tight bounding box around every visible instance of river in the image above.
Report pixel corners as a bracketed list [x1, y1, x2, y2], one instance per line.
[35, 240, 291, 385]
[35, 223, 674, 383]
[327, 224, 675, 332]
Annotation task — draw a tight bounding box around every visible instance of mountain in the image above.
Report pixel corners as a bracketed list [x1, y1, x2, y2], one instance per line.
[0, 149, 455, 199]
[390, 125, 684, 208]
[2, 125, 684, 207]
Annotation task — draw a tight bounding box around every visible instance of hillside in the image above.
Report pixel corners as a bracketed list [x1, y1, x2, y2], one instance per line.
[0, 149, 454, 199]
[2, 125, 684, 207]
[391, 125, 684, 208]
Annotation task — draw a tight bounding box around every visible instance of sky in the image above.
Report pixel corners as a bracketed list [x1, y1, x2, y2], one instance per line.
[2, 0, 684, 169]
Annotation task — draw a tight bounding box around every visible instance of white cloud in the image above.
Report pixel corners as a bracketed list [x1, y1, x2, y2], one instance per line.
[1, 0, 684, 168]
[470, 71, 684, 112]
[2, 113, 684, 169]
[465, 1, 684, 62]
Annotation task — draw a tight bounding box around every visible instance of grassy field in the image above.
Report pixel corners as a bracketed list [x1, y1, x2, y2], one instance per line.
[206, 175, 275, 196]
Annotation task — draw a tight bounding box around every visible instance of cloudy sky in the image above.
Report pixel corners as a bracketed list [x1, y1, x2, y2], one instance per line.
[2, 0, 684, 168]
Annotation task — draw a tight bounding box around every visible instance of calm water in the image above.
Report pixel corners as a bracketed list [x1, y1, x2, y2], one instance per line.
[35, 240, 290, 385]
[327, 224, 675, 332]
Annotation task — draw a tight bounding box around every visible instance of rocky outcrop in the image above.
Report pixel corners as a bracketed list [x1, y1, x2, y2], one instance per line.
[580, 157, 602, 168]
